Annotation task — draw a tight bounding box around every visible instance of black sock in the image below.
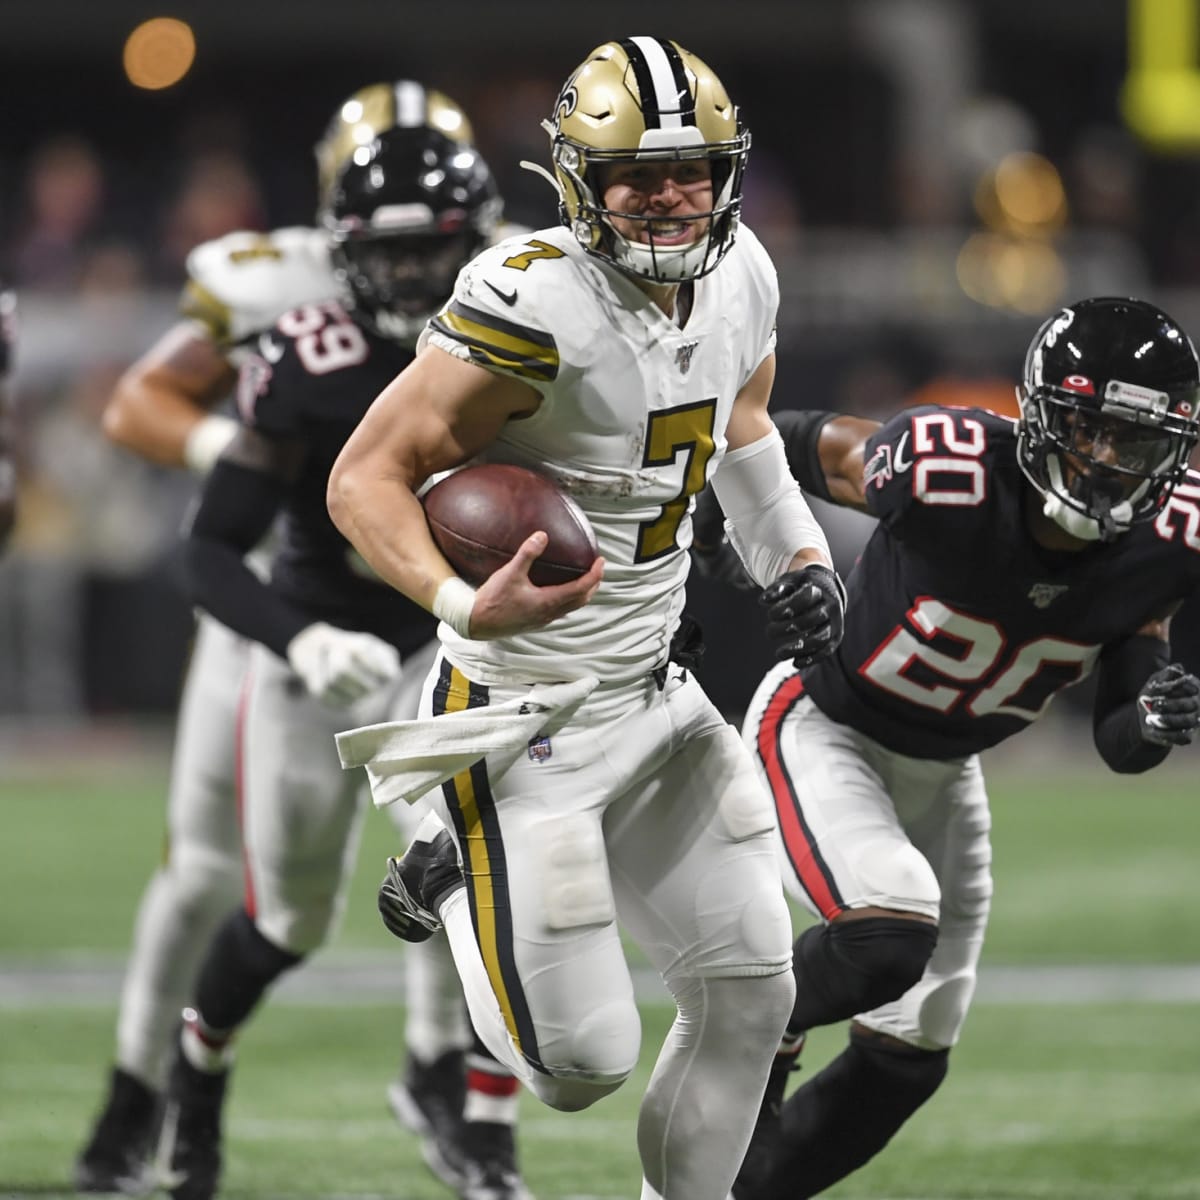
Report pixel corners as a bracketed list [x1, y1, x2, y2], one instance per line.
[759, 1028, 949, 1200]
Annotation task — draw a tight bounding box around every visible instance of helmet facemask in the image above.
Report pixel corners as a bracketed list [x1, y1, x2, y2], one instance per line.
[330, 228, 483, 343]
[551, 132, 748, 284]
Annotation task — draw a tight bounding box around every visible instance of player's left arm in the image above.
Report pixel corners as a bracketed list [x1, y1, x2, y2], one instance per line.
[713, 353, 844, 667]
[1092, 603, 1200, 772]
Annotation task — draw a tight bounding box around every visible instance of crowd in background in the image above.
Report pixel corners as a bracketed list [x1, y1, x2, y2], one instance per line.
[3, 5, 1200, 720]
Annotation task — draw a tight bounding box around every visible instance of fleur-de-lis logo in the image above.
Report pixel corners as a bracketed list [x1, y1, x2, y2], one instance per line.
[555, 85, 578, 128]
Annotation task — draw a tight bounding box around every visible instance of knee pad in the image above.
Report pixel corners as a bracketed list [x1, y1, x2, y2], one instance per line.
[167, 847, 242, 920]
[535, 994, 640, 1094]
[791, 916, 938, 1031]
[528, 1071, 624, 1113]
[194, 909, 303, 1031]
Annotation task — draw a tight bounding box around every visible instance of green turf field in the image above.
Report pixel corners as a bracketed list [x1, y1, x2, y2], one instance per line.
[3, 746, 1199, 1197]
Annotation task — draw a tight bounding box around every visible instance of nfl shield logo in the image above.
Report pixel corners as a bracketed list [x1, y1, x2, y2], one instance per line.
[1028, 582, 1069, 608]
[527, 734, 552, 762]
[676, 342, 698, 374]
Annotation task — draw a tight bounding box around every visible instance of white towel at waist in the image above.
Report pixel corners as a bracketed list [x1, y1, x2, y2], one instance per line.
[335, 674, 599, 809]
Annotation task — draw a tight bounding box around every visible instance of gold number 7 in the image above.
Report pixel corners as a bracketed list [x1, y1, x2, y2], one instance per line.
[636, 400, 718, 562]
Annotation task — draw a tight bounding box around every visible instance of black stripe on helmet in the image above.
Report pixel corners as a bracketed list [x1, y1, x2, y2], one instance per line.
[618, 37, 662, 127]
[659, 39, 696, 125]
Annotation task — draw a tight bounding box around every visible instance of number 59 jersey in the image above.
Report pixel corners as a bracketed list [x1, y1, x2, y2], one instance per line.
[803, 405, 1200, 759]
[424, 223, 779, 684]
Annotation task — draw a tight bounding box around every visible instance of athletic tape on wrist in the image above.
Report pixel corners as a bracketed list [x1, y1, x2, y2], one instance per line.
[432, 576, 477, 639]
[183, 413, 239, 476]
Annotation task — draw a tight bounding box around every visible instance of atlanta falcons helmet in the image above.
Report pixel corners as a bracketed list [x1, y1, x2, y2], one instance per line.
[544, 36, 750, 284]
[314, 80, 475, 212]
[1018, 296, 1200, 541]
[323, 126, 501, 343]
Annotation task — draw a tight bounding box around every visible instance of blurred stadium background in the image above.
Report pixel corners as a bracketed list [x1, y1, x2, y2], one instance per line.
[2, 2, 1199, 1197]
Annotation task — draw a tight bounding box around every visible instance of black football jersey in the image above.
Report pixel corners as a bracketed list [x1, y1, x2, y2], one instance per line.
[235, 300, 436, 655]
[803, 405, 1200, 758]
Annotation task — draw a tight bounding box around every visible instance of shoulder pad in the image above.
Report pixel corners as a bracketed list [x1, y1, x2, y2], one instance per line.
[182, 226, 338, 347]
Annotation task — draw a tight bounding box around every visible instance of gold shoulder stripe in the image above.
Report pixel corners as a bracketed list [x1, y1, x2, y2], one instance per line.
[180, 279, 232, 345]
[431, 299, 558, 383]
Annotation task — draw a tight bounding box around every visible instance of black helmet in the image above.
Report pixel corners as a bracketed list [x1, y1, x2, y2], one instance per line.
[323, 125, 501, 343]
[1017, 296, 1200, 541]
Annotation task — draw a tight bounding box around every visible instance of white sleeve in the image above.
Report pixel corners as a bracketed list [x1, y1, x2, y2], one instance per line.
[711, 427, 831, 586]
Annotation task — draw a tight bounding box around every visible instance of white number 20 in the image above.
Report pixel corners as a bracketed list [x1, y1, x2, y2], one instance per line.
[861, 597, 1099, 721]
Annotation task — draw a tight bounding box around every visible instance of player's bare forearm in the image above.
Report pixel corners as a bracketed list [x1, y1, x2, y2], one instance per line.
[103, 324, 235, 467]
[328, 460, 452, 612]
[818, 416, 879, 511]
[330, 347, 602, 636]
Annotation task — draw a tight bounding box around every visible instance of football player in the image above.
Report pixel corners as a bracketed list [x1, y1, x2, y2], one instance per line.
[0, 287, 16, 550]
[704, 296, 1200, 1198]
[74, 84, 530, 1200]
[327, 37, 843, 1200]
[153, 124, 533, 1200]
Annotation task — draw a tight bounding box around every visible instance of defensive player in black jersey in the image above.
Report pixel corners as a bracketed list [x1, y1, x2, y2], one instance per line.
[696, 297, 1200, 1199]
[155, 128, 532, 1200]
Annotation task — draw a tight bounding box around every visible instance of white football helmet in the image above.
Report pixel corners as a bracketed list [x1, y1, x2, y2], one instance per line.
[544, 36, 750, 284]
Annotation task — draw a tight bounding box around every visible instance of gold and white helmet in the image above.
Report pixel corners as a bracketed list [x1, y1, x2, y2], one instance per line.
[314, 81, 475, 211]
[545, 36, 750, 284]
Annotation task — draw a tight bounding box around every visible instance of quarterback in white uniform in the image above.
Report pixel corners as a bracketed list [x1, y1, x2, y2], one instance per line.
[76, 83, 527, 1200]
[329, 37, 844, 1200]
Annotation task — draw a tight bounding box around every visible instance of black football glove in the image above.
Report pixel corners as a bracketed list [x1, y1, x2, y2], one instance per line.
[1136, 663, 1200, 748]
[761, 562, 846, 669]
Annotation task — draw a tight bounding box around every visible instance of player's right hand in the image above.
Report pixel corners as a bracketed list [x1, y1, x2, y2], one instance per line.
[1136, 663, 1200, 747]
[470, 531, 604, 639]
[286, 621, 401, 707]
[761, 562, 846, 670]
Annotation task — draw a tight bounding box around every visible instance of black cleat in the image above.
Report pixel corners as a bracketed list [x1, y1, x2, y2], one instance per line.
[74, 1067, 159, 1195]
[458, 1121, 534, 1200]
[387, 1049, 468, 1188]
[153, 1053, 228, 1200]
[732, 1043, 804, 1200]
[378, 829, 464, 944]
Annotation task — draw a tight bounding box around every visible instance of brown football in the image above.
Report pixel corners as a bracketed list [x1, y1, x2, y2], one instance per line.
[422, 463, 599, 587]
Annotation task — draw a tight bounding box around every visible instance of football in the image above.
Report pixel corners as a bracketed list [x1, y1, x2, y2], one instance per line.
[422, 463, 599, 587]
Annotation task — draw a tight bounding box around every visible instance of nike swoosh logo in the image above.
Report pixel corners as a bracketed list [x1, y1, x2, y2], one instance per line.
[893, 430, 912, 472]
[257, 333, 285, 363]
[485, 281, 518, 307]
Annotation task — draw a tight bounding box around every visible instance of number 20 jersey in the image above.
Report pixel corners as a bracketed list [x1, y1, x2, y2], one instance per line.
[424, 223, 779, 684]
[803, 404, 1200, 759]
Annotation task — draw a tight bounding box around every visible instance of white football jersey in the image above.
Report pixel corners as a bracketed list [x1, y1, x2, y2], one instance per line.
[181, 226, 338, 352]
[425, 223, 778, 684]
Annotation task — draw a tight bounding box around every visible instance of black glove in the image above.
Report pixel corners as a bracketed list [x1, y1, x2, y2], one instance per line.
[1136, 663, 1200, 747]
[761, 562, 846, 669]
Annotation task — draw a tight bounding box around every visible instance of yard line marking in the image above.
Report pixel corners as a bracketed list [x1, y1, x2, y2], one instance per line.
[5, 957, 1200, 1007]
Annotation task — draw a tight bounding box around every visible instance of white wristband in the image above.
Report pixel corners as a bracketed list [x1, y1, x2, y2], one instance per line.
[183, 413, 239, 476]
[432, 576, 477, 639]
